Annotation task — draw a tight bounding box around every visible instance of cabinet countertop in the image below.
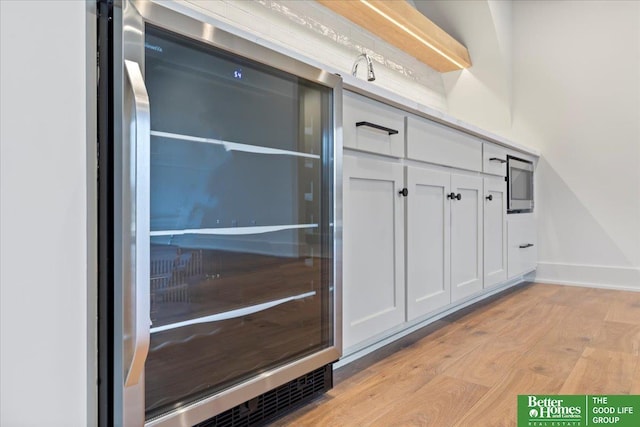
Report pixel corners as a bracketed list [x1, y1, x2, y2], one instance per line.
[341, 73, 540, 158]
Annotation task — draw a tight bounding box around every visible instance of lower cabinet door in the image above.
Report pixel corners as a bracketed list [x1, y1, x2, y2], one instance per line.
[406, 166, 451, 321]
[450, 173, 484, 302]
[507, 213, 537, 278]
[483, 176, 508, 288]
[342, 154, 405, 350]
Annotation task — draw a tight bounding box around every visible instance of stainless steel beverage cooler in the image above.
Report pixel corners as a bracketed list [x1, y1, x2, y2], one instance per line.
[97, 1, 342, 425]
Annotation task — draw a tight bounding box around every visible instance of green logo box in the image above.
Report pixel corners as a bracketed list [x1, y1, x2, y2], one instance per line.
[518, 395, 640, 427]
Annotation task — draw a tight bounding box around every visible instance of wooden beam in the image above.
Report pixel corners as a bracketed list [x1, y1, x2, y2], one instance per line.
[317, 0, 471, 72]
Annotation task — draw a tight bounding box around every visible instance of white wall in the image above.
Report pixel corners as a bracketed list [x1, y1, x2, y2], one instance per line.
[510, 1, 640, 289]
[413, 0, 513, 132]
[0, 1, 95, 426]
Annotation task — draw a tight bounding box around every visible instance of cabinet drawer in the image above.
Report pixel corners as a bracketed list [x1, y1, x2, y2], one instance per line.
[483, 143, 508, 176]
[343, 91, 405, 157]
[406, 115, 482, 171]
[507, 215, 537, 278]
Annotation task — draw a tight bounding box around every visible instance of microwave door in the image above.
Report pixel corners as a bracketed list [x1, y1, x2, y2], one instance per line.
[508, 158, 534, 211]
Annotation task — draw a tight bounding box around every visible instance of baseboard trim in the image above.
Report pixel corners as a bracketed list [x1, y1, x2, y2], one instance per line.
[534, 262, 640, 292]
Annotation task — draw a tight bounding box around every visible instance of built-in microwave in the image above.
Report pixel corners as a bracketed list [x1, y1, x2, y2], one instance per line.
[507, 155, 534, 213]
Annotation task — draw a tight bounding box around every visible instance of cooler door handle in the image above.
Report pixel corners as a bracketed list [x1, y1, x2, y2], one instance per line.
[123, 60, 151, 387]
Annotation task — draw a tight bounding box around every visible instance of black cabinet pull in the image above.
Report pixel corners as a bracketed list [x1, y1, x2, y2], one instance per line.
[356, 121, 399, 135]
[447, 192, 456, 200]
[456, 193, 462, 200]
[519, 243, 534, 249]
[398, 188, 408, 197]
[489, 157, 507, 164]
[486, 194, 493, 201]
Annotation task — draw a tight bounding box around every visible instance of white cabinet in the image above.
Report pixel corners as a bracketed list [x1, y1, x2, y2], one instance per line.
[343, 91, 405, 157]
[507, 213, 537, 278]
[483, 176, 508, 287]
[450, 174, 484, 302]
[406, 167, 483, 320]
[341, 89, 537, 354]
[406, 167, 451, 320]
[342, 154, 406, 350]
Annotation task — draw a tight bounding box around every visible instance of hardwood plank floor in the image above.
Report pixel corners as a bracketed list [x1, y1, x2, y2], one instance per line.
[453, 369, 564, 427]
[276, 282, 640, 426]
[559, 347, 636, 394]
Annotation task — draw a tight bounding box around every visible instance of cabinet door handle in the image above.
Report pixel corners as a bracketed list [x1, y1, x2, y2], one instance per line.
[456, 193, 462, 200]
[486, 194, 493, 201]
[398, 188, 408, 197]
[489, 157, 507, 163]
[519, 243, 534, 249]
[356, 121, 399, 135]
[447, 192, 456, 200]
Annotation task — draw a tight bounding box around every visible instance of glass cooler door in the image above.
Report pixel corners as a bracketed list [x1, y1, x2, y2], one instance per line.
[143, 26, 335, 420]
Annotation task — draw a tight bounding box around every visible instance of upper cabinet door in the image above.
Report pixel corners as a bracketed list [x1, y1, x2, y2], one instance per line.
[406, 166, 451, 321]
[483, 176, 508, 288]
[450, 173, 484, 302]
[342, 154, 405, 350]
[343, 91, 405, 158]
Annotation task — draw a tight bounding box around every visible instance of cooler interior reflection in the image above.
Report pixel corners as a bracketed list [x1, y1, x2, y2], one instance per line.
[144, 26, 334, 418]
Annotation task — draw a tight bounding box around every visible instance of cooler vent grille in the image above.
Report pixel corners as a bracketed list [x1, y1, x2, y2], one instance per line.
[195, 364, 332, 427]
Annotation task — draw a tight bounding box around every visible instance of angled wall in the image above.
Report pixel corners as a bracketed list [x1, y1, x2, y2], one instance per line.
[509, 0, 640, 289]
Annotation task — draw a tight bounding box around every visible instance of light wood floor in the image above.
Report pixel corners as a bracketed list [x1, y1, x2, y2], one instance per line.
[275, 282, 640, 426]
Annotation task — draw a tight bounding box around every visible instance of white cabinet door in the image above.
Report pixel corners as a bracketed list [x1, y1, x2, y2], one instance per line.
[342, 154, 405, 350]
[450, 174, 484, 302]
[483, 176, 507, 288]
[406, 166, 451, 321]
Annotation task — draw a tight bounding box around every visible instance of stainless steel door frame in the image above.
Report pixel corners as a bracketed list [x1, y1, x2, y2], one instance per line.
[114, 1, 343, 425]
[115, 2, 150, 426]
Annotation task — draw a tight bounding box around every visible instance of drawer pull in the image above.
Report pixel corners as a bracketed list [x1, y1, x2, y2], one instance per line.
[486, 194, 493, 201]
[398, 188, 408, 197]
[356, 121, 399, 135]
[489, 157, 507, 163]
[519, 243, 534, 249]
